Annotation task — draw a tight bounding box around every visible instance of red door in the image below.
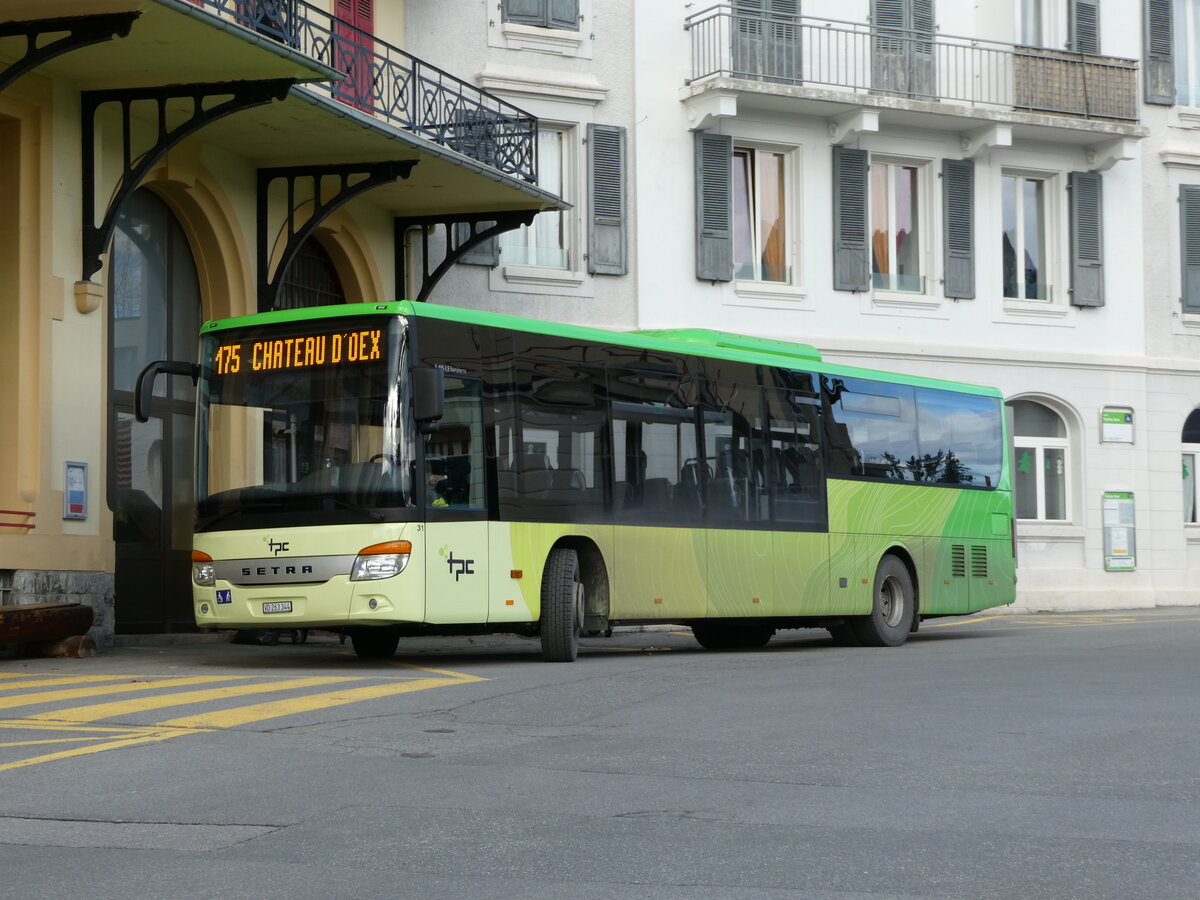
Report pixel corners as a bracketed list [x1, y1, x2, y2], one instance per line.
[334, 0, 375, 111]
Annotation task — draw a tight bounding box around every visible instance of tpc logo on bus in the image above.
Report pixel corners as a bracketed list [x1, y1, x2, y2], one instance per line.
[438, 545, 474, 581]
[263, 537, 290, 556]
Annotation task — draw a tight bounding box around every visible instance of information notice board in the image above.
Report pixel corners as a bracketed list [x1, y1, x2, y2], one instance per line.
[1102, 491, 1136, 571]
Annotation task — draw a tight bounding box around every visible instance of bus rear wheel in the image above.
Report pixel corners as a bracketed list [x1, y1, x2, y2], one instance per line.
[692, 622, 775, 651]
[540, 547, 583, 662]
[852, 555, 914, 647]
[350, 627, 400, 660]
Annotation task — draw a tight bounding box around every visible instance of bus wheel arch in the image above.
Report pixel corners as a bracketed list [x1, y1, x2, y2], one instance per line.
[539, 537, 610, 662]
[852, 550, 918, 647]
[554, 537, 610, 636]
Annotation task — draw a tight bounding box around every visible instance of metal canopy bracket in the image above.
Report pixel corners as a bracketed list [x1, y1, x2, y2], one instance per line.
[0, 12, 139, 96]
[394, 211, 537, 302]
[257, 161, 418, 311]
[81, 78, 295, 283]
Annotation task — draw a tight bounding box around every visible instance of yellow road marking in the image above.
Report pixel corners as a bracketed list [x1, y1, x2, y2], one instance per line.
[926, 615, 1009, 628]
[0, 675, 191, 691]
[0, 665, 487, 771]
[157, 671, 487, 729]
[0, 676, 247, 711]
[0, 736, 132, 748]
[0, 727, 204, 773]
[26, 676, 366, 724]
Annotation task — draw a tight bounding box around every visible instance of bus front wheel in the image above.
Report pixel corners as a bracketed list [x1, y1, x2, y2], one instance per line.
[540, 547, 583, 662]
[852, 555, 914, 647]
[350, 627, 400, 660]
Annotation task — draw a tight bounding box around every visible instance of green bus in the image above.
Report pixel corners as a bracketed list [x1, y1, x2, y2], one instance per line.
[137, 301, 1015, 661]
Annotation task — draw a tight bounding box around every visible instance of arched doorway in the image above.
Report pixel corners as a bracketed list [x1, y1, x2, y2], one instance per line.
[108, 188, 201, 632]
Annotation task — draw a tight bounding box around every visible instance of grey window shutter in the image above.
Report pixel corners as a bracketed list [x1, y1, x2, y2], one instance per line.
[910, 0, 936, 97]
[695, 131, 733, 282]
[832, 146, 869, 292]
[504, 0, 545, 27]
[588, 123, 627, 276]
[548, 0, 579, 30]
[1181, 185, 1200, 312]
[1069, 171, 1104, 308]
[455, 221, 499, 267]
[1145, 0, 1175, 105]
[1070, 0, 1099, 54]
[942, 159, 974, 300]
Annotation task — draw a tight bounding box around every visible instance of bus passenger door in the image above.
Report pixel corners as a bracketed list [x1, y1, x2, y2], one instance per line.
[767, 384, 831, 615]
[423, 376, 489, 624]
[702, 382, 773, 617]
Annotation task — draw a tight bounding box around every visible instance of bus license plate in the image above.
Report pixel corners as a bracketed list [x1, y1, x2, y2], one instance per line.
[262, 601, 293, 614]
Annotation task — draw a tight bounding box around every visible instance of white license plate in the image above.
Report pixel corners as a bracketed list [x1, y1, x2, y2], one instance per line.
[262, 601, 293, 614]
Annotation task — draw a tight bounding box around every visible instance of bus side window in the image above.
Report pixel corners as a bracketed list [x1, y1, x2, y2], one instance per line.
[767, 387, 825, 528]
[510, 357, 607, 522]
[609, 370, 701, 526]
[703, 382, 767, 524]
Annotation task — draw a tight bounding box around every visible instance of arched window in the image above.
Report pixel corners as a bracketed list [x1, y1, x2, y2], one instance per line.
[1009, 399, 1069, 521]
[275, 237, 346, 310]
[1182, 409, 1200, 524]
[108, 187, 201, 632]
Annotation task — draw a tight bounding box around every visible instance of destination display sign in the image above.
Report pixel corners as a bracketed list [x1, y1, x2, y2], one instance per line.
[212, 326, 383, 375]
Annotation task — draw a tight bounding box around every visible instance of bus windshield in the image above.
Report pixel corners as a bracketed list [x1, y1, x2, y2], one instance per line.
[196, 316, 416, 529]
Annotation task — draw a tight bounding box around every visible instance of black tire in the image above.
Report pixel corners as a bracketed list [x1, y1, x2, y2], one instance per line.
[851, 555, 915, 647]
[692, 622, 775, 651]
[540, 547, 583, 662]
[350, 628, 400, 660]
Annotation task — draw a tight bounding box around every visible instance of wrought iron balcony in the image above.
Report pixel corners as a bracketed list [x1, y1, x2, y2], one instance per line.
[180, 0, 538, 181]
[685, 4, 1138, 123]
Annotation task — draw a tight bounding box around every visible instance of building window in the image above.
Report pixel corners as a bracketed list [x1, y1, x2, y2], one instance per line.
[502, 0, 579, 30]
[733, 147, 788, 283]
[1010, 399, 1069, 521]
[1020, 0, 1044, 46]
[871, 161, 923, 293]
[1182, 409, 1200, 523]
[1003, 173, 1050, 301]
[500, 129, 568, 269]
[1175, 0, 1200, 107]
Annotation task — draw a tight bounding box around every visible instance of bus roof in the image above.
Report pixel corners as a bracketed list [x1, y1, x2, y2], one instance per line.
[202, 301, 1001, 398]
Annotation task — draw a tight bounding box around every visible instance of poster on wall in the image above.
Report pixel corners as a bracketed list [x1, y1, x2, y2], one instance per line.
[1102, 491, 1136, 571]
[63, 461, 88, 520]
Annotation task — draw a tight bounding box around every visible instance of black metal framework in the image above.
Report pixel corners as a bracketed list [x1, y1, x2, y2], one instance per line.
[257, 161, 417, 311]
[81, 79, 294, 283]
[394, 212, 536, 302]
[185, 0, 539, 181]
[0, 12, 139, 96]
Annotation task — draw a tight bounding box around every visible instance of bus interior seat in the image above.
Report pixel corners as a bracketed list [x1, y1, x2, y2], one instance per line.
[677, 462, 704, 514]
[550, 468, 586, 491]
[642, 477, 670, 511]
[519, 452, 554, 495]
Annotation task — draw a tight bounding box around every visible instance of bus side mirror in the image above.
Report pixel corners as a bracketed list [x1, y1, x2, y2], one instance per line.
[412, 366, 444, 434]
[135, 360, 200, 423]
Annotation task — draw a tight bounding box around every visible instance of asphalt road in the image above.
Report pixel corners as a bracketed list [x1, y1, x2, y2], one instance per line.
[1, 609, 1198, 899]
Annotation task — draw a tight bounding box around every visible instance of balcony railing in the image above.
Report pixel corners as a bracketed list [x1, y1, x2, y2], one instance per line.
[181, 0, 538, 181]
[685, 5, 1138, 123]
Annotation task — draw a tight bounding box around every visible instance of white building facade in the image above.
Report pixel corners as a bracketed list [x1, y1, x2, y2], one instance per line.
[407, 0, 1200, 611]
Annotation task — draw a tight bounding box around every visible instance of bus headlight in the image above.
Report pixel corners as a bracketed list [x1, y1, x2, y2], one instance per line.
[351, 540, 412, 581]
[192, 550, 216, 587]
